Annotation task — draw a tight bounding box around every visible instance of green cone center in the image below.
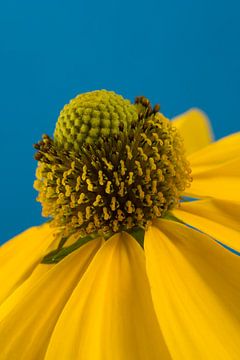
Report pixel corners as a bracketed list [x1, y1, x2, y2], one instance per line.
[54, 90, 138, 151]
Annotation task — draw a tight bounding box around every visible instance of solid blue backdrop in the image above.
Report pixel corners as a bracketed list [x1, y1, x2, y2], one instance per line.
[0, 0, 239, 243]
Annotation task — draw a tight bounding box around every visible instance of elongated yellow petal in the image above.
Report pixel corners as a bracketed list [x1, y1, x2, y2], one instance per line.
[188, 132, 240, 167]
[172, 109, 213, 155]
[184, 132, 240, 201]
[172, 199, 240, 251]
[45, 232, 171, 360]
[145, 219, 240, 360]
[185, 157, 240, 201]
[0, 223, 56, 304]
[0, 238, 102, 360]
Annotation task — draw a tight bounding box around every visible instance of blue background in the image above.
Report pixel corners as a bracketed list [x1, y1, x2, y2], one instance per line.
[0, 0, 239, 244]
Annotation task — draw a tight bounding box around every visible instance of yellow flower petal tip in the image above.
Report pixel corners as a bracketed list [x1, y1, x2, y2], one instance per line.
[172, 108, 213, 155]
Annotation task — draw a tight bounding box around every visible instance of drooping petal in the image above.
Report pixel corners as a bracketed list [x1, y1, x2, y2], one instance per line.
[172, 109, 213, 155]
[0, 223, 57, 304]
[145, 219, 240, 360]
[184, 132, 240, 201]
[172, 199, 240, 251]
[0, 238, 102, 360]
[45, 232, 171, 360]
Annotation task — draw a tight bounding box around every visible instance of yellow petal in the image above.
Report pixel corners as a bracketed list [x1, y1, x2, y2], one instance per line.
[172, 109, 213, 155]
[185, 132, 240, 200]
[0, 238, 102, 360]
[185, 157, 240, 201]
[45, 232, 171, 360]
[172, 199, 240, 251]
[145, 219, 240, 360]
[188, 132, 240, 167]
[0, 223, 56, 304]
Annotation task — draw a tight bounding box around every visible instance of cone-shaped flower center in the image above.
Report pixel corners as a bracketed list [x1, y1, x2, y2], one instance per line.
[34, 90, 191, 239]
[54, 90, 138, 150]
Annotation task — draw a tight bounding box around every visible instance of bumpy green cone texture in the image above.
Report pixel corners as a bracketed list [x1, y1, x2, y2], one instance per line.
[54, 90, 138, 151]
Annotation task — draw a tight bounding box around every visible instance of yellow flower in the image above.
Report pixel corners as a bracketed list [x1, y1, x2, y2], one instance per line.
[0, 90, 240, 360]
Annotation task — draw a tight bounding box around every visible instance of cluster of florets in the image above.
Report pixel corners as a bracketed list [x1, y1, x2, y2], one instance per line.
[34, 91, 191, 238]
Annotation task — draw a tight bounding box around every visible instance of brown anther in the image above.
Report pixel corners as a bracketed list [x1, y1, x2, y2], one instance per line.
[131, 122, 137, 129]
[34, 143, 41, 150]
[42, 134, 50, 140]
[34, 152, 43, 161]
[119, 122, 124, 131]
[142, 97, 150, 107]
[153, 104, 160, 113]
[43, 138, 51, 145]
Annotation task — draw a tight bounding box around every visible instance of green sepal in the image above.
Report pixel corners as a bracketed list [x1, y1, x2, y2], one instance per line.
[164, 211, 186, 224]
[128, 227, 145, 248]
[41, 233, 97, 264]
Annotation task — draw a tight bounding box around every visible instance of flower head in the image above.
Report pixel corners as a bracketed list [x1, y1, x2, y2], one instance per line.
[34, 90, 191, 241]
[0, 90, 240, 359]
